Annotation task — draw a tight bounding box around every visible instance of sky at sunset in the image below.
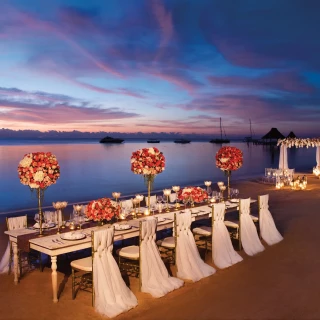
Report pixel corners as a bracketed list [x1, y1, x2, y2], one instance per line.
[1, 0, 320, 138]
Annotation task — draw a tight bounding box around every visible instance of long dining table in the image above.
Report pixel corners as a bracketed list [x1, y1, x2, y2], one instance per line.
[4, 199, 256, 303]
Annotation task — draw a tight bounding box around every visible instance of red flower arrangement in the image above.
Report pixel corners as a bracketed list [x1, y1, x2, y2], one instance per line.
[178, 187, 208, 203]
[131, 147, 165, 175]
[86, 198, 120, 222]
[216, 146, 243, 171]
[18, 152, 60, 189]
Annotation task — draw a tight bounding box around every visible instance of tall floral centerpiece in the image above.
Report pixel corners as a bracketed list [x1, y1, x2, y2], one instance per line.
[131, 147, 165, 212]
[86, 198, 120, 225]
[178, 186, 208, 207]
[216, 146, 243, 199]
[18, 152, 60, 236]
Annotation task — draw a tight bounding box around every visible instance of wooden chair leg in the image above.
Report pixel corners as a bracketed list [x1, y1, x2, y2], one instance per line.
[72, 268, 75, 300]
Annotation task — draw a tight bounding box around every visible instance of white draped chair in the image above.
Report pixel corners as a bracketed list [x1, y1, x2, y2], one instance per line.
[0, 215, 33, 275]
[258, 195, 283, 245]
[71, 227, 137, 318]
[279, 145, 288, 170]
[175, 211, 215, 281]
[146, 195, 157, 207]
[239, 198, 265, 256]
[118, 218, 184, 298]
[212, 203, 243, 269]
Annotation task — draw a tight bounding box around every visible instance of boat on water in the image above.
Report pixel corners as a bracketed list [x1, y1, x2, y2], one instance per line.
[174, 139, 191, 144]
[99, 136, 124, 144]
[147, 139, 160, 143]
[209, 118, 230, 144]
[243, 119, 258, 143]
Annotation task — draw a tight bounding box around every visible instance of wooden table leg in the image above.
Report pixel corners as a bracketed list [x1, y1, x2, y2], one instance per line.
[51, 256, 58, 303]
[12, 242, 19, 285]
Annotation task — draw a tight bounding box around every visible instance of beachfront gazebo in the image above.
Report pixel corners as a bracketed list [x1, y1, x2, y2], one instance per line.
[261, 128, 285, 145]
[286, 131, 297, 139]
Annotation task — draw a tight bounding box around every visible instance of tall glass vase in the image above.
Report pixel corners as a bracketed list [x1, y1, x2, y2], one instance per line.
[226, 170, 231, 199]
[37, 188, 45, 236]
[144, 174, 155, 212]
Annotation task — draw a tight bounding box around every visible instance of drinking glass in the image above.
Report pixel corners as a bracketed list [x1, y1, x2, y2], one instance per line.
[157, 196, 163, 204]
[183, 197, 189, 210]
[78, 215, 85, 230]
[34, 214, 40, 224]
[234, 189, 239, 198]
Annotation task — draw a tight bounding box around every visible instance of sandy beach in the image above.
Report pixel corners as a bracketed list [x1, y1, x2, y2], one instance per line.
[1, 174, 320, 320]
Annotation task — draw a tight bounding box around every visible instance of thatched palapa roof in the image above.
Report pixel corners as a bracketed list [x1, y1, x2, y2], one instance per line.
[261, 128, 285, 140]
[287, 131, 297, 138]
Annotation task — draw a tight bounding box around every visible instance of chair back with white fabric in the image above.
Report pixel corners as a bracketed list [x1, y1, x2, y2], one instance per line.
[169, 193, 177, 203]
[93, 227, 137, 318]
[6, 215, 27, 231]
[140, 218, 184, 298]
[239, 198, 264, 256]
[176, 211, 215, 281]
[258, 195, 283, 246]
[145, 195, 157, 207]
[0, 215, 27, 274]
[212, 204, 243, 269]
[279, 145, 288, 170]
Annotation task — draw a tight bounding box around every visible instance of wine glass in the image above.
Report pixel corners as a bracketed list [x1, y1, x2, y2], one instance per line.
[182, 196, 189, 210]
[78, 215, 85, 230]
[157, 196, 163, 204]
[151, 203, 156, 215]
[234, 189, 239, 198]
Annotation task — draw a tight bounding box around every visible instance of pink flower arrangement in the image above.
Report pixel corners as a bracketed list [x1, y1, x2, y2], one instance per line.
[18, 152, 60, 189]
[216, 146, 243, 171]
[131, 147, 165, 175]
[178, 187, 208, 203]
[86, 198, 120, 222]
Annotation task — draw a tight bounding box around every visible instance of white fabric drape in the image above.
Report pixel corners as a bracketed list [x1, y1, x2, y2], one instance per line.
[279, 145, 288, 170]
[0, 216, 26, 274]
[146, 195, 157, 207]
[140, 218, 184, 297]
[212, 204, 243, 269]
[169, 193, 177, 203]
[93, 227, 137, 318]
[123, 199, 133, 210]
[176, 211, 215, 281]
[259, 195, 283, 245]
[316, 146, 320, 167]
[240, 199, 265, 256]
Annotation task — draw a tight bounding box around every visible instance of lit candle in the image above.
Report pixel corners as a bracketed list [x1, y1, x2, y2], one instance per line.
[204, 181, 212, 187]
[172, 186, 180, 192]
[210, 197, 216, 203]
[144, 209, 150, 216]
[217, 181, 224, 187]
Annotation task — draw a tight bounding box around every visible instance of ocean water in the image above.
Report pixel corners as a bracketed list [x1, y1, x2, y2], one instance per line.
[0, 139, 317, 213]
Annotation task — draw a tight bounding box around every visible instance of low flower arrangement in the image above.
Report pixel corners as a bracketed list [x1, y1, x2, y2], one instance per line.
[131, 147, 165, 175]
[18, 152, 60, 189]
[86, 197, 120, 222]
[178, 187, 208, 203]
[216, 146, 243, 171]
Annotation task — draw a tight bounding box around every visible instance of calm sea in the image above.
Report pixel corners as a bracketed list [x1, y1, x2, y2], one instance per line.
[0, 139, 316, 213]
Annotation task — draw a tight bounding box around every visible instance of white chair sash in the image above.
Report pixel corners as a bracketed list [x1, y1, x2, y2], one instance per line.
[140, 218, 183, 297]
[146, 195, 157, 206]
[176, 211, 215, 281]
[0, 216, 26, 274]
[212, 204, 243, 268]
[240, 199, 265, 256]
[93, 227, 137, 318]
[169, 193, 177, 203]
[259, 195, 283, 245]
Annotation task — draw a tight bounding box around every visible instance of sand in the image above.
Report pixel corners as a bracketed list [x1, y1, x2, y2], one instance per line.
[1, 174, 320, 320]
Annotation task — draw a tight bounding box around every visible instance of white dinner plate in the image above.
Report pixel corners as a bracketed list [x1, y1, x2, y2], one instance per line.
[60, 232, 86, 241]
[230, 199, 240, 203]
[114, 224, 132, 231]
[157, 217, 166, 222]
[33, 223, 55, 229]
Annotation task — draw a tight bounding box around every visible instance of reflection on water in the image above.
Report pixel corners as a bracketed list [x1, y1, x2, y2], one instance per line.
[0, 140, 317, 212]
